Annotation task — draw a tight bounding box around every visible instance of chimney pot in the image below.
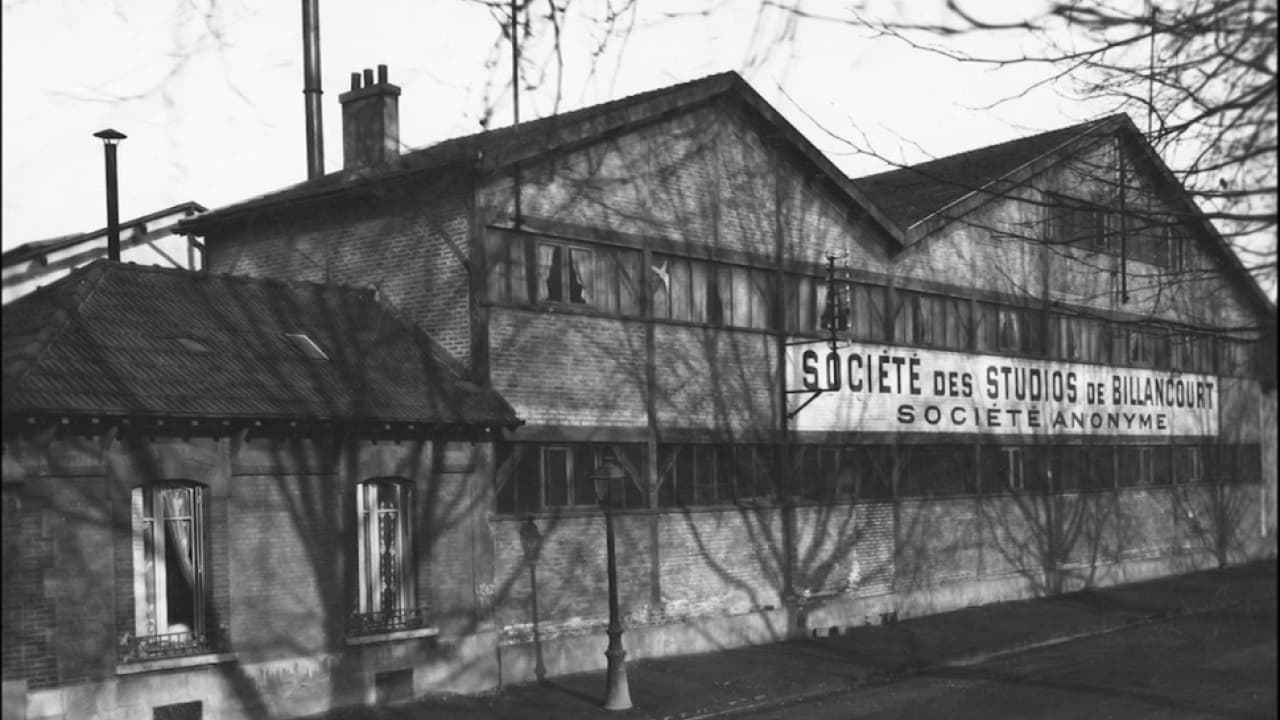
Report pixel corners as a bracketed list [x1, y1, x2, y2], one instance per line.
[350, 72, 360, 90]
[363, 68, 374, 86]
[377, 64, 388, 84]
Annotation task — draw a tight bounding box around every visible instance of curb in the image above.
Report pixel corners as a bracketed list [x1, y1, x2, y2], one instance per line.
[684, 600, 1249, 720]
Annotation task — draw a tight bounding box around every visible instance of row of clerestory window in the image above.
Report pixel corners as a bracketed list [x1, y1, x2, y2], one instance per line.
[494, 441, 1263, 514]
[485, 229, 1258, 377]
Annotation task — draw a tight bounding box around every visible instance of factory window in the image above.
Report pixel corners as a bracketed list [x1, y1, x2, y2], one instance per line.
[495, 443, 646, 514]
[1122, 326, 1167, 368]
[899, 445, 975, 497]
[1174, 445, 1206, 483]
[656, 444, 777, 507]
[1171, 332, 1216, 374]
[1061, 444, 1114, 491]
[850, 283, 889, 342]
[652, 256, 773, 329]
[350, 479, 430, 637]
[789, 274, 818, 333]
[1217, 337, 1255, 377]
[982, 445, 1051, 493]
[893, 291, 969, 350]
[981, 446, 1026, 492]
[1050, 194, 1112, 251]
[795, 446, 854, 501]
[791, 276, 888, 341]
[1219, 443, 1263, 484]
[1050, 314, 1107, 364]
[792, 445, 896, 500]
[485, 229, 642, 316]
[594, 246, 644, 316]
[1116, 446, 1158, 487]
[538, 242, 591, 304]
[124, 484, 222, 662]
[859, 445, 895, 499]
[1161, 224, 1189, 272]
[992, 306, 1040, 355]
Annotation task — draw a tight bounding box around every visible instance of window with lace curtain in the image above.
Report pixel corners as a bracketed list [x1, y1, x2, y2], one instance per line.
[125, 483, 222, 661]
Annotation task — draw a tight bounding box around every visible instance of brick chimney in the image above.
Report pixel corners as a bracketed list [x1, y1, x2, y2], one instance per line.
[339, 64, 400, 170]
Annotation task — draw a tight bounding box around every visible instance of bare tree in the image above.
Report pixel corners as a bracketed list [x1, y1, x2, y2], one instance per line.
[768, 0, 1277, 294]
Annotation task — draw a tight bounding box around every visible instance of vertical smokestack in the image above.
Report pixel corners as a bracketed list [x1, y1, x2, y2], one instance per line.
[302, 0, 325, 180]
[93, 129, 126, 261]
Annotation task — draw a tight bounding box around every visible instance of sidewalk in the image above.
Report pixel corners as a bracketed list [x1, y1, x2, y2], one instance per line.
[317, 560, 1276, 720]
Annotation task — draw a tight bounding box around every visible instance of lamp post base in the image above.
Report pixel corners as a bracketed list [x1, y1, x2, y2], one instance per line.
[603, 632, 632, 711]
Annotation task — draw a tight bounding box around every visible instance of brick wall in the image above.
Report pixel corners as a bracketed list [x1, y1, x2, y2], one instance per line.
[2, 482, 56, 688]
[229, 475, 343, 660]
[652, 325, 777, 432]
[789, 501, 896, 599]
[488, 310, 648, 428]
[491, 507, 791, 641]
[896, 498, 984, 590]
[207, 175, 475, 369]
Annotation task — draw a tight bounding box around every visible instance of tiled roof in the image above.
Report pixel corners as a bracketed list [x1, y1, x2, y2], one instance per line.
[179, 72, 746, 230]
[178, 71, 897, 242]
[851, 116, 1121, 230]
[2, 261, 520, 428]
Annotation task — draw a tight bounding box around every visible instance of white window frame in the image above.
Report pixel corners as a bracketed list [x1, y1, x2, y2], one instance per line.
[131, 484, 206, 643]
[355, 479, 415, 618]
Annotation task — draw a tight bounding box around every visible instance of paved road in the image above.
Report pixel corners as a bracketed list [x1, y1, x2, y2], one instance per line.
[734, 601, 1277, 720]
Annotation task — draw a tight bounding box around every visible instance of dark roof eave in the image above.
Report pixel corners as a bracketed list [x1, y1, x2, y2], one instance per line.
[175, 165, 455, 234]
[3, 408, 522, 433]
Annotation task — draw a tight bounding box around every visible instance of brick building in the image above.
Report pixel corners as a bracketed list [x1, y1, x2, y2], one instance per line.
[180, 67, 1276, 690]
[4, 69, 1275, 718]
[2, 263, 519, 718]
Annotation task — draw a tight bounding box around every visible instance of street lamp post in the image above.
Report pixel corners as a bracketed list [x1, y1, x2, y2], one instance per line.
[518, 517, 547, 684]
[591, 456, 633, 711]
[93, 129, 127, 261]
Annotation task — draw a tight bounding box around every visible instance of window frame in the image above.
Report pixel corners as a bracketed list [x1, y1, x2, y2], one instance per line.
[351, 478, 428, 637]
[125, 483, 220, 662]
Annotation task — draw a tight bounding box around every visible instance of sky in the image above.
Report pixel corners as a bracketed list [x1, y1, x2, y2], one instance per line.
[1, 0, 1101, 252]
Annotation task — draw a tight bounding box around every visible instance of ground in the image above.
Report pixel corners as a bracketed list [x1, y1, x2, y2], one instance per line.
[736, 600, 1278, 719]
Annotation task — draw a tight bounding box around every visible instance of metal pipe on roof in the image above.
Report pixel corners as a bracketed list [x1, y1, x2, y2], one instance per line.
[302, 0, 325, 180]
[93, 129, 126, 261]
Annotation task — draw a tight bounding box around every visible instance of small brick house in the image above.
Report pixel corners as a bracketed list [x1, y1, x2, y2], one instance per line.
[4, 68, 1275, 719]
[2, 262, 520, 719]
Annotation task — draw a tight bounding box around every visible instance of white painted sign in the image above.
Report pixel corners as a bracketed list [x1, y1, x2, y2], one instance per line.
[786, 341, 1218, 437]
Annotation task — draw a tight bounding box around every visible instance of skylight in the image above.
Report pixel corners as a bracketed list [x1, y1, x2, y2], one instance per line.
[283, 332, 328, 360]
[175, 337, 211, 354]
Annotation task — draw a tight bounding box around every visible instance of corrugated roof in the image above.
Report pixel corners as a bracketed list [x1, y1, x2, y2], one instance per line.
[2, 261, 520, 428]
[851, 116, 1120, 230]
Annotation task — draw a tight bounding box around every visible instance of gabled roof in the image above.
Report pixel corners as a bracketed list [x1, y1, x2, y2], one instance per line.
[851, 116, 1121, 234]
[851, 114, 1274, 316]
[178, 71, 899, 244]
[2, 261, 521, 429]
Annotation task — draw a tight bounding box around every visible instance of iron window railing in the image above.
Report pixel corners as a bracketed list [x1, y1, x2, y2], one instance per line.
[120, 626, 229, 663]
[348, 605, 432, 637]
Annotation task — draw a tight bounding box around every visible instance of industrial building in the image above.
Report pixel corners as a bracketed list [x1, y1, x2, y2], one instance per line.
[3, 69, 1274, 719]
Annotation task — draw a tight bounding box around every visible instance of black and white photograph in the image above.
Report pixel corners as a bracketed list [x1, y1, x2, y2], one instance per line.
[2, 2, 1275, 719]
